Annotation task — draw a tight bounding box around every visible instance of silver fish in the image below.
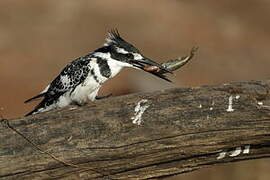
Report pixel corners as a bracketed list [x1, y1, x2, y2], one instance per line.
[160, 46, 198, 74]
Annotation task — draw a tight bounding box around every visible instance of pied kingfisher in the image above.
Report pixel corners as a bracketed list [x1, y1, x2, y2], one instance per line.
[25, 30, 172, 116]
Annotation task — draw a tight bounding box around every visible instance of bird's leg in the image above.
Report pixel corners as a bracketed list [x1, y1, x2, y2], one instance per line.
[95, 93, 112, 100]
[73, 102, 84, 106]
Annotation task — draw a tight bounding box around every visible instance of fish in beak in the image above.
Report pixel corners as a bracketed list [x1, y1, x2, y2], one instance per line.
[130, 56, 173, 82]
[130, 47, 198, 82]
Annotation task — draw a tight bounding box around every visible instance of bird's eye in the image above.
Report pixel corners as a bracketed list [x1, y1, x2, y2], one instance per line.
[126, 54, 133, 59]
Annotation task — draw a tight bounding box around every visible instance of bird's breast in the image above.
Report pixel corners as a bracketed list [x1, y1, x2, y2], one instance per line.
[71, 75, 101, 104]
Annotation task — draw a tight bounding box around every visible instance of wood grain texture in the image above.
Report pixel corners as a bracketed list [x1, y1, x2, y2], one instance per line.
[1, 80, 270, 179]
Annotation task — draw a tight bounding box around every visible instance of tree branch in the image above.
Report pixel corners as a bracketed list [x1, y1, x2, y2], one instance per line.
[1, 80, 270, 179]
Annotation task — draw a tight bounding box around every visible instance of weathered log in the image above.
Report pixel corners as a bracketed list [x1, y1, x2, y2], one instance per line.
[1, 80, 270, 180]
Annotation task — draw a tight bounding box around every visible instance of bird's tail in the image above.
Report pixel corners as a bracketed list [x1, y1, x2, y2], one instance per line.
[25, 108, 40, 116]
[24, 93, 45, 116]
[25, 98, 53, 116]
[24, 93, 46, 103]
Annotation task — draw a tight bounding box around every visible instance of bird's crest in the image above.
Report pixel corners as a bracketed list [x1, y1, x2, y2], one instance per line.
[105, 29, 123, 45]
[105, 29, 140, 53]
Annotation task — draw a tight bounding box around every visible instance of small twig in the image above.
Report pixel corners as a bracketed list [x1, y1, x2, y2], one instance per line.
[0, 111, 113, 179]
[1, 119, 79, 168]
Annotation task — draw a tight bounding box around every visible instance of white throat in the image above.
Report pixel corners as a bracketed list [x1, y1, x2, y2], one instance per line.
[93, 52, 133, 78]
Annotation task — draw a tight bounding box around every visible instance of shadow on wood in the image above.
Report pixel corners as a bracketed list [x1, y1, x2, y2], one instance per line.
[1, 80, 270, 179]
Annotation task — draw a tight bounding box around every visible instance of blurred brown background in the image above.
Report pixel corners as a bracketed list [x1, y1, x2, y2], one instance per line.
[0, 0, 269, 179]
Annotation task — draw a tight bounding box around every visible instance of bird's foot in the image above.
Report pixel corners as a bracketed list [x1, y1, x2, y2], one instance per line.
[95, 93, 112, 100]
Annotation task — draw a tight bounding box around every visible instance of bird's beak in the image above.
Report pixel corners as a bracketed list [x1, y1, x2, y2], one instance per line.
[130, 57, 173, 82]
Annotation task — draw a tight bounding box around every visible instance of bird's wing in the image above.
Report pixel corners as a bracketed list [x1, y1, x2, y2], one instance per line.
[25, 56, 91, 105]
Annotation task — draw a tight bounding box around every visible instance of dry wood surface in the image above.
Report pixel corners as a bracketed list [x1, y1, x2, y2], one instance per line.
[1, 80, 270, 179]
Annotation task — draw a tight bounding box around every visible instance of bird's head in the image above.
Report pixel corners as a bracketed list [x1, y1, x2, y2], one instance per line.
[94, 30, 172, 81]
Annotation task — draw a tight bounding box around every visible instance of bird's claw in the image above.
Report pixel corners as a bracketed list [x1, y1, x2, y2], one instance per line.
[95, 93, 113, 100]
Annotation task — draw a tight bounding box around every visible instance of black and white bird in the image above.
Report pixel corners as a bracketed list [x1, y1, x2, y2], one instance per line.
[25, 30, 172, 116]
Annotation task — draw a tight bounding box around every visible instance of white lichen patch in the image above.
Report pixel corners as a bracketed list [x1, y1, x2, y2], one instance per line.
[217, 151, 227, 160]
[243, 145, 250, 154]
[229, 147, 242, 157]
[67, 135, 73, 142]
[208, 102, 214, 111]
[257, 101, 263, 105]
[226, 95, 234, 112]
[216, 145, 251, 159]
[131, 99, 150, 125]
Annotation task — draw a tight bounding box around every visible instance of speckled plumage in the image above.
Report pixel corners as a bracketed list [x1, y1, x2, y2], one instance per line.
[25, 30, 138, 116]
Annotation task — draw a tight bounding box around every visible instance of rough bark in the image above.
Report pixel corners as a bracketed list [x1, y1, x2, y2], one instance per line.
[1, 80, 270, 180]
